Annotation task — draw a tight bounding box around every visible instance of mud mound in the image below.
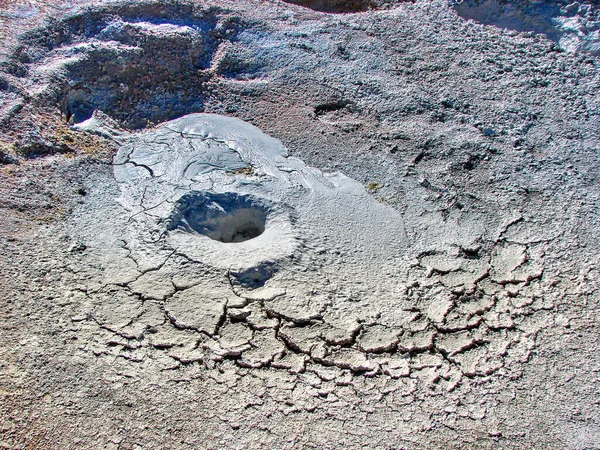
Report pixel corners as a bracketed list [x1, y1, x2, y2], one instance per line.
[1, 0, 600, 448]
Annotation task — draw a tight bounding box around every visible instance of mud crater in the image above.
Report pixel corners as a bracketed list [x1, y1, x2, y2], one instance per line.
[168, 192, 268, 243]
[5, 3, 260, 129]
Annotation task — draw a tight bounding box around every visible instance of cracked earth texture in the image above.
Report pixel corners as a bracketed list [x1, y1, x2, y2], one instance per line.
[1, 0, 600, 449]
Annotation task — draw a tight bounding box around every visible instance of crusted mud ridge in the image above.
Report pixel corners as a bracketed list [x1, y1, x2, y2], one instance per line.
[0, 0, 599, 449]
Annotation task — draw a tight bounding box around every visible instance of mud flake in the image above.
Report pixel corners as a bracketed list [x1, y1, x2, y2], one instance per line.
[382, 358, 410, 378]
[218, 322, 253, 350]
[100, 248, 141, 286]
[452, 346, 503, 377]
[164, 284, 228, 335]
[240, 287, 286, 302]
[320, 318, 362, 345]
[420, 254, 462, 274]
[239, 329, 285, 368]
[93, 289, 143, 331]
[271, 352, 308, 373]
[279, 324, 323, 354]
[129, 269, 176, 300]
[490, 243, 528, 284]
[325, 348, 379, 372]
[435, 331, 476, 356]
[457, 295, 494, 317]
[240, 303, 279, 330]
[117, 301, 165, 339]
[424, 291, 454, 324]
[149, 325, 199, 350]
[357, 325, 400, 353]
[264, 293, 324, 324]
[485, 311, 515, 330]
[397, 330, 436, 352]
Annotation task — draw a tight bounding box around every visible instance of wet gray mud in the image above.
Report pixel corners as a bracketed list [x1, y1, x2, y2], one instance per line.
[0, 0, 599, 449]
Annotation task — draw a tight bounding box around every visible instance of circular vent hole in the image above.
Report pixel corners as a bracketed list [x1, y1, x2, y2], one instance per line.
[168, 192, 269, 243]
[202, 208, 266, 243]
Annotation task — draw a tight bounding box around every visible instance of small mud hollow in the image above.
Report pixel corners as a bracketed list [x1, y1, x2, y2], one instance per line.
[5, 3, 257, 129]
[209, 209, 266, 243]
[169, 192, 269, 243]
[282, 0, 401, 13]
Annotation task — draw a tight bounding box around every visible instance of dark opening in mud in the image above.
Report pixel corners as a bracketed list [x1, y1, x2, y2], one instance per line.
[282, 0, 407, 13]
[202, 208, 266, 243]
[168, 192, 269, 243]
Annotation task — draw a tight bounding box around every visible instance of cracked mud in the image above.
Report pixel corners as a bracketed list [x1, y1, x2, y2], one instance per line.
[1, 0, 599, 449]
[71, 112, 552, 381]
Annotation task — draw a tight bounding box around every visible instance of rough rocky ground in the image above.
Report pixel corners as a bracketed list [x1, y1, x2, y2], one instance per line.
[0, 0, 599, 448]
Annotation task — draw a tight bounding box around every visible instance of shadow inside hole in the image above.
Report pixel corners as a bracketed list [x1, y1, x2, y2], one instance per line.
[168, 192, 269, 243]
[282, 0, 378, 13]
[201, 208, 266, 243]
[63, 88, 95, 124]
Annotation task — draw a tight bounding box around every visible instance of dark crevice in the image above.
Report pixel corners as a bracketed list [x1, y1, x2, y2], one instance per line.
[314, 100, 352, 116]
[282, 0, 411, 13]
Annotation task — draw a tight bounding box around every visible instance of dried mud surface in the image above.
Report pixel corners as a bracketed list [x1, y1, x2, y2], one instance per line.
[0, 0, 599, 449]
